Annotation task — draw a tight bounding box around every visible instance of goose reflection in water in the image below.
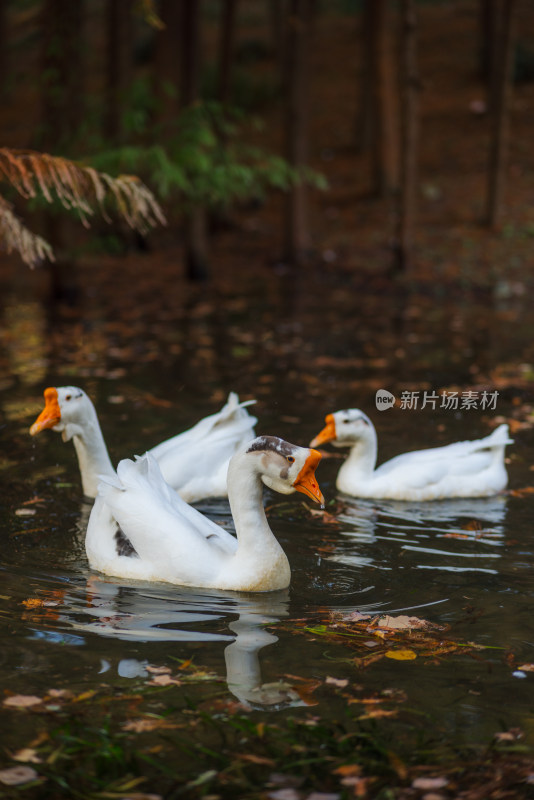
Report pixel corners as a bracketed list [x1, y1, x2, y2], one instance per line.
[327, 494, 509, 573]
[65, 577, 305, 711]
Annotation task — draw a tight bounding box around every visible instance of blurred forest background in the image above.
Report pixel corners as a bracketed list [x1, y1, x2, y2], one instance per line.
[0, 0, 534, 422]
[0, 0, 533, 284]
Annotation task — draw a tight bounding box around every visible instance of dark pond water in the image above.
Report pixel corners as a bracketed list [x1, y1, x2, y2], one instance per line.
[1, 258, 534, 770]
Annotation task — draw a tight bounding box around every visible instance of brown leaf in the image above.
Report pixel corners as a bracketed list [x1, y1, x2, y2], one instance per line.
[122, 718, 179, 733]
[359, 708, 398, 721]
[238, 753, 276, 766]
[508, 486, 534, 497]
[333, 765, 361, 777]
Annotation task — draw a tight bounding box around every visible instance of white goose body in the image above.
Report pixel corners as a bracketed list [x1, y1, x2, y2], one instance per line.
[311, 409, 513, 501]
[86, 436, 324, 591]
[30, 387, 257, 503]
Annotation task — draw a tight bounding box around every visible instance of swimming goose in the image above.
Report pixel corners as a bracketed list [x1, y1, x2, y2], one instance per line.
[86, 436, 324, 591]
[310, 409, 512, 501]
[29, 386, 257, 502]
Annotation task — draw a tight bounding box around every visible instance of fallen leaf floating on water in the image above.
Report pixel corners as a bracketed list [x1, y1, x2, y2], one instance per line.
[268, 789, 300, 800]
[494, 728, 524, 742]
[358, 708, 398, 720]
[122, 718, 180, 733]
[385, 649, 417, 661]
[3, 694, 43, 709]
[411, 776, 448, 790]
[148, 673, 182, 687]
[325, 676, 349, 688]
[305, 793, 340, 800]
[508, 486, 534, 497]
[11, 748, 41, 764]
[377, 615, 435, 631]
[0, 766, 39, 786]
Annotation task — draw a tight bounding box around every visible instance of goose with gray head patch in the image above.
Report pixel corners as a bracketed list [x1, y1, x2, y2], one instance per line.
[85, 436, 324, 591]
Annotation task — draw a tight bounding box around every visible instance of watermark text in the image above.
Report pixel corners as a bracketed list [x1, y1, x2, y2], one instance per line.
[375, 389, 499, 411]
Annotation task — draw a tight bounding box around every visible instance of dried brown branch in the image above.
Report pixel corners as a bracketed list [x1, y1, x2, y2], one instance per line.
[0, 146, 166, 266]
[0, 196, 55, 268]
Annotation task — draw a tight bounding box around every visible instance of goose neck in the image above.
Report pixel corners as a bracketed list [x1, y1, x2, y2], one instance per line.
[71, 414, 115, 498]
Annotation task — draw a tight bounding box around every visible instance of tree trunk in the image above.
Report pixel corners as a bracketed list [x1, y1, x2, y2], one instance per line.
[0, 0, 7, 100]
[392, 0, 419, 273]
[41, 0, 84, 148]
[283, 0, 313, 266]
[40, 0, 85, 302]
[478, 0, 498, 83]
[218, 0, 238, 105]
[486, 0, 516, 230]
[154, 0, 181, 133]
[181, 0, 209, 281]
[105, 0, 133, 144]
[357, 0, 398, 196]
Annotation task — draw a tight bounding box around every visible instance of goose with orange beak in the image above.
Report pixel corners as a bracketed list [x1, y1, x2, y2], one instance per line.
[30, 386, 257, 502]
[310, 409, 512, 501]
[86, 437, 324, 590]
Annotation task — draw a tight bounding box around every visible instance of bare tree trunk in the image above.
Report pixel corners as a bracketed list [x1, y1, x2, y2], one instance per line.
[283, 0, 312, 266]
[0, 1, 7, 100]
[40, 0, 85, 302]
[392, 0, 419, 273]
[154, 0, 181, 133]
[218, 0, 237, 104]
[356, 0, 398, 196]
[105, 0, 133, 144]
[181, 0, 209, 281]
[478, 0, 498, 82]
[486, 0, 516, 230]
[64, 1, 85, 141]
[41, 0, 83, 148]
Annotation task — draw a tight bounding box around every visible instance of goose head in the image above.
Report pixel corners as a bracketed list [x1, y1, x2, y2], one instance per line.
[240, 436, 324, 506]
[310, 409, 375, 449]
[30, 386, 95, 442]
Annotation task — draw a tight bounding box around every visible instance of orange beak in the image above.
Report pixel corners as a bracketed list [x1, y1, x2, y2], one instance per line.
[293, 449, 325, 507]
[309, 414, 337, 448]
[30, 387, 61, 436]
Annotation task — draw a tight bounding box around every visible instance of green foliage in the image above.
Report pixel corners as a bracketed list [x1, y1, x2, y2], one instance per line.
[88, 102, 327, 216]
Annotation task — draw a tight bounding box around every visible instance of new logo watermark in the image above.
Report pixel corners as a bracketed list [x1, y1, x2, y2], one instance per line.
[375, 389, 499, 411]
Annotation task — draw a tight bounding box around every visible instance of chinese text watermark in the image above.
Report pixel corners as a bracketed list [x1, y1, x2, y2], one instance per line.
[375, 389, 499, 412]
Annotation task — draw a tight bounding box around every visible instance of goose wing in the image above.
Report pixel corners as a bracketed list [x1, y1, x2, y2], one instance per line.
[376, 424, 512, 479]
[149, 393, 257, 496]
[99, 455, 237, 572]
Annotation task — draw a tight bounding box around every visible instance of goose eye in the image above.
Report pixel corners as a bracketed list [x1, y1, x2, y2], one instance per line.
[286, 455, 295, 464]
[65, 394, 72, 401]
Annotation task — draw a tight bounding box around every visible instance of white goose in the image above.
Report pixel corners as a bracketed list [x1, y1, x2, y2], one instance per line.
[310, 409, 513, 501]
[86, 436, 324, 591]
[29, 386, 257, 503]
